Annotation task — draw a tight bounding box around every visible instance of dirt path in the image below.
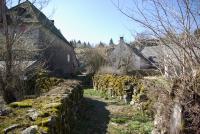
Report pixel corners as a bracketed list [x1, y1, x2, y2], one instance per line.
[73, 89, 153, 134]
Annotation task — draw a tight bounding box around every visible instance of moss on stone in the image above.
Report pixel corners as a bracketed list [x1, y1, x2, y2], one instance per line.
[43, 103, 62, 109]
[93, 74, 142, 98]
[35, 117, 50, 126]
[9, 99, 33, 108]
[0, 80, 82, 133]
[27, 70, 64, 95]
[39, 126, 49, 133]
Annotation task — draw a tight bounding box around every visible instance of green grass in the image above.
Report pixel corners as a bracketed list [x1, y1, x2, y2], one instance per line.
[129, 120, 153, 134]
[84, 88, 112, 99]
[110, 111, 153, 134]
[111, 116, 130, 124]
[84, 89, 103, 97]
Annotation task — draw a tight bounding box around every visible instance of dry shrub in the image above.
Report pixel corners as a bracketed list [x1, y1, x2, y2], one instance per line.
[181, 71, 200, 133]
[127, 69, 161, 77]
[152, 71, 200, 134]
[83, 48, 107, 74]
[97, 66, 125, 75]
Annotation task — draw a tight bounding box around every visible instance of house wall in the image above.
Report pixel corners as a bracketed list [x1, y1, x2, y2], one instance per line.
[109, 43, 140, 70]
[0, 2, 78, 77]
[140, 45, 200, 75]
[0, 23, 40, 60]
[14, 24, 40, 50]
[14, 22, 78, 76]
[38, 26, 78, 76]
[0, 23, 78, 76]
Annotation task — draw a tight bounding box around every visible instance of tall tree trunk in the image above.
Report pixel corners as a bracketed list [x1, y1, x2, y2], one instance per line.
[1, 0, 16, 103]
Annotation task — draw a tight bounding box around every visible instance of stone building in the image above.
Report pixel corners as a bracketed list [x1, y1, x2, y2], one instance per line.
[0, 1, 78, 76]
[109, 36, 199, 76]
[109, 37, 156, 71]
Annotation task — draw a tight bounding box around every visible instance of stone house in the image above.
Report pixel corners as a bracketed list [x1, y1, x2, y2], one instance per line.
[109, 37, 199, 76]
[108, 37, 156, 71]
[0, 1, 78, 77]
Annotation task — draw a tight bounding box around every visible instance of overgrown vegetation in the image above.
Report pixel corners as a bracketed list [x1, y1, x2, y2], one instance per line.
[79, 48, 108, 74]
[110, 111, 153, 134]
[26, 70, 63, 95]
[93, 74, 143, 97]
[82, 88, 154, 134]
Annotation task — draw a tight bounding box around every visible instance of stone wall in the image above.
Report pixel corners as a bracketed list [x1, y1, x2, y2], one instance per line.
[93, 74, 144, 103]
[152, 71, 200, 134]
[0, 80, 83, 134]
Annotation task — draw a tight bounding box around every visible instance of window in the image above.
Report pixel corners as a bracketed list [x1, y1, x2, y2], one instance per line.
[67, 54, 70, 62]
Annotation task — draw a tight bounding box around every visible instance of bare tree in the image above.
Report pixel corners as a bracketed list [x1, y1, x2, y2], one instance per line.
[0, 0, 50, 103]
[80, 47, 107, 74]
[0, 0, 16, 103]
[112, 1, 200, 133]
[113, 0, 200, 78]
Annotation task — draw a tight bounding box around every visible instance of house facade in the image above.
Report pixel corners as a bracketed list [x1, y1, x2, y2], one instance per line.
[108, 37, 156, 71]
[109, 37, 140, 71]
[0, 1, 78, 76]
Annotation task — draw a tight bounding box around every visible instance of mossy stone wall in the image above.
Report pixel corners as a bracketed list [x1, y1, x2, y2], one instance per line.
[26, 70, 64, 95]
[93, 74, 143, 99]
[0, 80, 83, 134]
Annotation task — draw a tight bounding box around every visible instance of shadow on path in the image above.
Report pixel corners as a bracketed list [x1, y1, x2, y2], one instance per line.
[73, 97, 110, 134]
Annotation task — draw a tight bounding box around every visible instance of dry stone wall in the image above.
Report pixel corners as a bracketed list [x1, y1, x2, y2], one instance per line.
[0, 80, 83, 134]
[93, 74, 144, 103]
[152, 70, 200, 134]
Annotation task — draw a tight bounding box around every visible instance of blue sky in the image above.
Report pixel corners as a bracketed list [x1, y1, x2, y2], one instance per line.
[10, 0, 200, 45]
[41, 0, 141, 45]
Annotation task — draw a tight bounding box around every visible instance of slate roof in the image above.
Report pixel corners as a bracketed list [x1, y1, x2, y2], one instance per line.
[117, 41, 152, 65]
[9, 1, 71, 47]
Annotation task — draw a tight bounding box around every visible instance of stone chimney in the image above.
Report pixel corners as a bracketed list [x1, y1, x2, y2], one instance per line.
[119, 37, 124, 44]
